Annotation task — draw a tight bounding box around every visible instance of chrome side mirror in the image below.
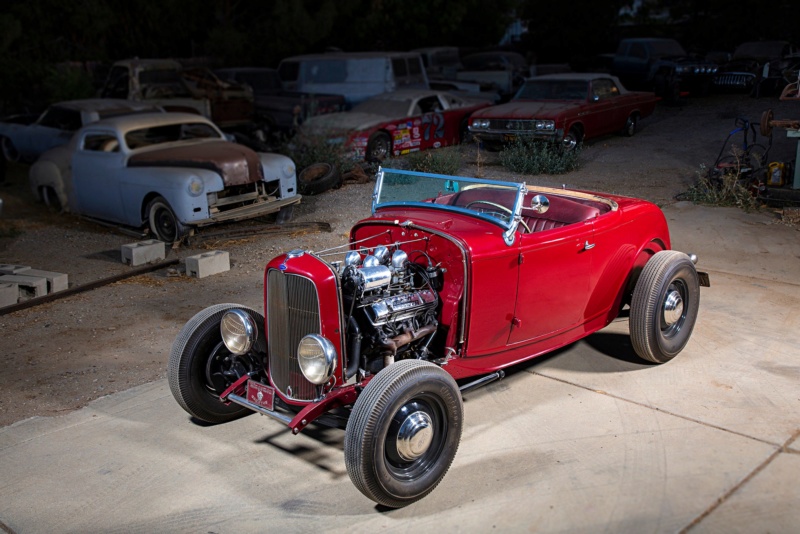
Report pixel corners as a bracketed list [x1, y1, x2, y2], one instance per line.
[530, 194, 550, 214]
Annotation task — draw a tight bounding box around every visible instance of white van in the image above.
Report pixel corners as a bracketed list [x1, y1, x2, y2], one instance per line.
[278, 52, 429, 107]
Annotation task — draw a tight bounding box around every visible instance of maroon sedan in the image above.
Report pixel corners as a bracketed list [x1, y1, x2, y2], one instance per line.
[468, 73, 659, 150]
[168, 167, 707, 508]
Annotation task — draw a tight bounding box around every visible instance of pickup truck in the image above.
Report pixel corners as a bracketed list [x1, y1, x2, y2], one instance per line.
[99, 59, 254, 129]
[214, 67, 345, 135]
[608, 38, 718, 101]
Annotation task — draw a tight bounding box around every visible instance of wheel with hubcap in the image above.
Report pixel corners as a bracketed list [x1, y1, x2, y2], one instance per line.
[562, 126, 583, 151]
[630, 251, 700, 363]
[344, 359, 463, 508]
[146, 196, 187, 243]
[168, 304, 266, 423]
[623, 114, 638, 137]
[366, 132, 392, 162]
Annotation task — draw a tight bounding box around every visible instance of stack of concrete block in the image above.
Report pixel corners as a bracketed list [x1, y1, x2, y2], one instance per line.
[0, 264, 68, 307]
[121, 240, 166, 266]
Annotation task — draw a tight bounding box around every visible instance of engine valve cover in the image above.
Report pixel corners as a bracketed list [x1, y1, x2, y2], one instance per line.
[365, 289, 437, 326]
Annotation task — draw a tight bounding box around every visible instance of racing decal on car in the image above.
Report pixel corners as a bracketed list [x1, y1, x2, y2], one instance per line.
[422, 112, 445, 141]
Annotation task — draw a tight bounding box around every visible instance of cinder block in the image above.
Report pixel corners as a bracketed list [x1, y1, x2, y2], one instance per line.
[0, 274, 47, 300]
[121, 240, 166, 266]
[21, 269, 68, 293]
[0, 282, 18, 307]
[185, 250, 230, 279]
[0, 264, 32, 275]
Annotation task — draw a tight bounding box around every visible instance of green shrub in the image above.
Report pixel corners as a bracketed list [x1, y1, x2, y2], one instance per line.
[679, 164, 759, 210]
[386, 147, 463, 176]
[279, 131, 358, 174]
[498, 137, 581, 175]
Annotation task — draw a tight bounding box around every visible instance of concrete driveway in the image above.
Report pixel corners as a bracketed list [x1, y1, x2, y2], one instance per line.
[1, 203, 798, 533]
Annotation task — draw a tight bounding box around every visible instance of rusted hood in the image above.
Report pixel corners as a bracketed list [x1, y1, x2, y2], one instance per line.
[128, 140, 263, 186]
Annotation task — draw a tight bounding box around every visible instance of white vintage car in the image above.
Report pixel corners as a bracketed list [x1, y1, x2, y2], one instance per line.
[29, 112, 300, 242]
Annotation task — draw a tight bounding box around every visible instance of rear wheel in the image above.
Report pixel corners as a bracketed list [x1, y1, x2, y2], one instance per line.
[147, 196, 186, 243]
[168, 304, 265, 423]
[630, 251, 700, 363]
[623, 114, 638, 137]
[345, 360, 463, 508]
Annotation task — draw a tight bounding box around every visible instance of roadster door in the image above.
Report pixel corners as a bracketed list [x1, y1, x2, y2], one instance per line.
[507, 221, 594, 344]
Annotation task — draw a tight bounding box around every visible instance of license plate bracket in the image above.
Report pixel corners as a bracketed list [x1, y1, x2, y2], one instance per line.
[247, 380, 275, 411]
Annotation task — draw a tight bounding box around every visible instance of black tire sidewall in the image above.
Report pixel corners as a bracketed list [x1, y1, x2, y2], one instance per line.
[632, 253, 700, 363]
[147, 196, 184, 243]
[345, 361, 463, 507]
[366, 132, 391, 162]
[298, 162, 340, 195]
[168, 304, 264, 423]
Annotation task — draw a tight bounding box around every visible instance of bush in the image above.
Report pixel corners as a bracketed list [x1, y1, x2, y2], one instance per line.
[498, 137, 581, 175]
[679, 163, 759, 211]
[278, 131, 358, 174]
[385, 147, 462, 175]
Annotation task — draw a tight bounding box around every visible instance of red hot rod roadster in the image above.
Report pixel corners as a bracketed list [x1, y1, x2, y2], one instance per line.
[168, 168, 708, 507]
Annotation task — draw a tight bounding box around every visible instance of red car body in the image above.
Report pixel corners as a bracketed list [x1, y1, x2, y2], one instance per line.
[469, 73, 659, 150]
[301, 89, 491, 160]
[169, 168, 706, 508]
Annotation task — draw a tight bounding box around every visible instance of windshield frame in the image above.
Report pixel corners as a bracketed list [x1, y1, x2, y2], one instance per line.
[373, 167, 527, 245]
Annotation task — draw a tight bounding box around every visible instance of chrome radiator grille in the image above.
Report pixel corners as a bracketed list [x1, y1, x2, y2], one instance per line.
[267, 270, 320, 401]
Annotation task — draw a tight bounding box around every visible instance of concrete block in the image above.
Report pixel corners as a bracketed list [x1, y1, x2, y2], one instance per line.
[22, 269, 68, 293]
[0, 282, 18, 307]
[185, 251, 230, 279]
[121, 240, 166, 266]
[0, 274, 47, 300]
[0, 264, 32, 275]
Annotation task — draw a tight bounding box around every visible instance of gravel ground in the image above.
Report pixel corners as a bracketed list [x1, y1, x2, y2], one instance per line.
[1, 93, 798, 427]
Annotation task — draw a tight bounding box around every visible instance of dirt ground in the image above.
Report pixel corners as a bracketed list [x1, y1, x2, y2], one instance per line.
[1, 93, 798, 427]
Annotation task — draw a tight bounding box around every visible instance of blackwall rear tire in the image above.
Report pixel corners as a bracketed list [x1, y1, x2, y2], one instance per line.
[168, 303, 265, 424]
[630, 251, 700, 363]
[344, 360, 463, 508]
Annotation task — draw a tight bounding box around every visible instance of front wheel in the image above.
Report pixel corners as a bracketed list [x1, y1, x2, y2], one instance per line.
[344, 360, 463, 508]
[168, 304, 266, 423]
[561, 126, 583, 151]
[366, 132, 391, 162]
[630, 251, 700, 363]
[623, 114, 638, 137]
[146, 196, 187, 243]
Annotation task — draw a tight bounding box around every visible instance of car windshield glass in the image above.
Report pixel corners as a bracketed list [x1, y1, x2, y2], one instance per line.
[374, 167, 524, 230]
[352, 99, 411, 117]
[515, 80, 589, 100]
[124, 122, 221, 149]
[650, 40, 686, 57]
[140, 69, 191, 97]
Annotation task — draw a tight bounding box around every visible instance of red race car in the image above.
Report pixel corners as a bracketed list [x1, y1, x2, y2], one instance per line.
[301, 89, 491, 161]
[168, 167, 708, 508]
[468, 73, 659, 150]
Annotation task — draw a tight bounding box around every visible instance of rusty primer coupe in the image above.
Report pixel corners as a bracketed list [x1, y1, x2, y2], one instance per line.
[168, 168, 708, 507]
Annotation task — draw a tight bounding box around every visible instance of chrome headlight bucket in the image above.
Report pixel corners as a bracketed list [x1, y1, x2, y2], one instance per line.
[297, 334, 337, 385]
[220, 309, 257, 355]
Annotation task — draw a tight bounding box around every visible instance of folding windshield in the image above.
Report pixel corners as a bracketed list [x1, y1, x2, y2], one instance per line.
[373, 168, 527, 245]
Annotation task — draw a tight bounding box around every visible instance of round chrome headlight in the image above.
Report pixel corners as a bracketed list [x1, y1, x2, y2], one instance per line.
[297, 334, 337, 385]
[220, 309, 257, 355]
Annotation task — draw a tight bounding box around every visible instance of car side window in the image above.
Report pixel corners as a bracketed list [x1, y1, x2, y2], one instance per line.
[82, 133, 120, 153]
[592, 79, 617, 100]
[417, 96, 442, 113]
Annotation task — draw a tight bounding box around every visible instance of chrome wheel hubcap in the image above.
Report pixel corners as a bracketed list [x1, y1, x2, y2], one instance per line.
[395, 410, 434, 461]
[663, 288, 684, 326]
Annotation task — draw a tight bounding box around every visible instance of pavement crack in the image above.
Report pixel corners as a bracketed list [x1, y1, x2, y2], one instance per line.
[679, 429, 800, 533]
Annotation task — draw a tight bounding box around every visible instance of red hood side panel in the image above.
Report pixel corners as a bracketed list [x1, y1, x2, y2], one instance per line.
[128, 140, 263, 186]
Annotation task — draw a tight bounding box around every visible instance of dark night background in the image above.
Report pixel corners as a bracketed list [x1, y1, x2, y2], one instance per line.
[1, 0, 798, 113]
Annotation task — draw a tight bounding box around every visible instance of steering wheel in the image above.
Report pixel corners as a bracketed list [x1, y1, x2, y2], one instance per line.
[464, 200, 531, 233]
